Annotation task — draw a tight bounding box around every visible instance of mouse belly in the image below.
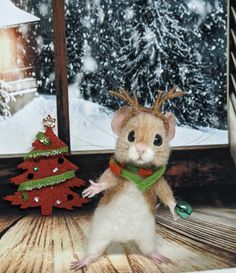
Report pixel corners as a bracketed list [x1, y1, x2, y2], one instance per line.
[89, 182, 156, 243]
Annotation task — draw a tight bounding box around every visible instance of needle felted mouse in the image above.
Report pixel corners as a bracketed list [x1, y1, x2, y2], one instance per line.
[71, 86, 186, 271]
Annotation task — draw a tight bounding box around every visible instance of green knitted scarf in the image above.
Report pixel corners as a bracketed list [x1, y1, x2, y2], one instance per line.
[109, 159, 166, 192]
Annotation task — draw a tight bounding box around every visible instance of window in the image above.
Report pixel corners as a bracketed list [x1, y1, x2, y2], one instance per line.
[0, 0, 229, 157]
[66, 0, 228, 152]
[0, 0, 57, 156]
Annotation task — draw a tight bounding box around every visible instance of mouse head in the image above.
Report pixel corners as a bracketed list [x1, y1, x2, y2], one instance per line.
[111, 86, 185, 167]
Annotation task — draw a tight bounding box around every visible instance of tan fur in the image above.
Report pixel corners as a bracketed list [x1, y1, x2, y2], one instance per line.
[153, 177, 175, 206]
[141, 177, 176, 214]
[115, 112, 171, 167]
[97, 169, 118, 190]
[143, 186, 158, 214]
[99, 176, 126, 206]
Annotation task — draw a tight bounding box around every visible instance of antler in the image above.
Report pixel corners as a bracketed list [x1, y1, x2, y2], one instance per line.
[110, 86, 186, 131]
[110, 89, 141, 112]
[152, 85, 185, 114]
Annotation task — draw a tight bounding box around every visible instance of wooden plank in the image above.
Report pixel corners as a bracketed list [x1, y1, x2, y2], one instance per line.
[52, 0, 70, 149]
[155, 207, 236, 254]
[0, 213, 83, 273]
[0, 211, 234, 273]
[0, 213, 24, 235]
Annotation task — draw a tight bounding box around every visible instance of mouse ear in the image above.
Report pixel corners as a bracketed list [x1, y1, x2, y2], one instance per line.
[164, 112, 176, 140]
[111, 106, 131, 135]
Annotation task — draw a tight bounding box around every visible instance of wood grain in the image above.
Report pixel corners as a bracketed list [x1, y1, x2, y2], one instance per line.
[0, 213, 24, 235]
[0, 208, 235, 273]
[155, 207, 236, 254]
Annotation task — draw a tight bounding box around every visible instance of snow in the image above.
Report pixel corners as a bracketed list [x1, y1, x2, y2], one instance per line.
[39, 3, 49, 17]
[81, 40, 98, 73]
[187, 0, 213, 19]
[0, 0, 39, 28]
[0, 88, 228, 156]
[82, 55, 97, 73]
[124, 7, 134, 21]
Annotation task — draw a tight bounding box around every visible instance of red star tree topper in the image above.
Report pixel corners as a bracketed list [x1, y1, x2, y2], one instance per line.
[4, 115, 90, 216]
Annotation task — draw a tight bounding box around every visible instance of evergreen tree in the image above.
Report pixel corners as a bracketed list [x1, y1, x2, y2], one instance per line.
[117, 0, 217, 127]
[72, 0, 125, 108]
[10, 0, 227, 129]
[65, 0, 85, 83]
[0, 81, 13, 119]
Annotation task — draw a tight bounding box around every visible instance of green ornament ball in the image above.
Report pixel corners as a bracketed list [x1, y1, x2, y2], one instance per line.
[33, 167, 39, 172]
[174, 201, 192, 219]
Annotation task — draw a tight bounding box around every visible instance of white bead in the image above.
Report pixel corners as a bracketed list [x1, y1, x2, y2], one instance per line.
[34, 197, 40, 202]
[56, 199, 61, 204]
[52, 167, 59, 173]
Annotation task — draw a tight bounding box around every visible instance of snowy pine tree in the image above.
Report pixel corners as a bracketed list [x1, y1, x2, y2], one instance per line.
[68, 0, 122, 106]
[0, 81, 13, 119]
[73, 0, 226, 128]
[116, 0, 222, 127]
[10, 0, 227, 129]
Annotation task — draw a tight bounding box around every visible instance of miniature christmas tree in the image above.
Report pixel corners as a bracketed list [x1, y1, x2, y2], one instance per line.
[4, 115, 90, 215]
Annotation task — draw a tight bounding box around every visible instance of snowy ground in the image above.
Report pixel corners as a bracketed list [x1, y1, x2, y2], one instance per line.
[0, 87, 228, 156]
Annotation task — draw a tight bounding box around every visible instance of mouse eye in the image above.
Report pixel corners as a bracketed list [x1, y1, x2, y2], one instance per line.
[128, 130, 135, 142]
[154, 134, 162, 146]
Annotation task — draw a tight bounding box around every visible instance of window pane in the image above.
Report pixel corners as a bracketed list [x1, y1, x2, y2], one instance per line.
[0, 0, 57, 156]
[66, 0, 228, 152]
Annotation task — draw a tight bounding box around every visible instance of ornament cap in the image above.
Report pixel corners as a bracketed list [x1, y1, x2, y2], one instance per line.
[43, 115, 56, 128]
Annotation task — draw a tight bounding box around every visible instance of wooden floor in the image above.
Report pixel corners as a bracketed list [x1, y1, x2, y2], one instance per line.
[0, 207, 235, 273]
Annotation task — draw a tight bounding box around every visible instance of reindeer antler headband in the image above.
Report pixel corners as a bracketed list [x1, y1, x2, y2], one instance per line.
[110, 86, 185, 132]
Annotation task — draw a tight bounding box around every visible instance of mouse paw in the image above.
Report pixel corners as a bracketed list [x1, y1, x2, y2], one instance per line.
[149, 253, 171, 264]
[171, 209, 179, 221]
[82, 180, 104, 198]
[170, 202, 179, 221]
[70, 256, 93, 271]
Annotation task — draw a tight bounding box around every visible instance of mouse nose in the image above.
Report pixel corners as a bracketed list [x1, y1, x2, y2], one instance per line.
[136, 143, 147, 155]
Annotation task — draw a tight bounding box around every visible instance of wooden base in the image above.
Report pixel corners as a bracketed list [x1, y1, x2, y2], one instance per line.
[0, 206, 235, 273]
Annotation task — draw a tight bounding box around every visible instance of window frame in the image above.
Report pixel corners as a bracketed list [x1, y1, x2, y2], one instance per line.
[0, 0, 230, 158]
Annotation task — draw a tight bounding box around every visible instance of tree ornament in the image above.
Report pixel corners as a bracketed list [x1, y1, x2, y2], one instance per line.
[52, 167, 59, 173]
[36, 132, 52, 146]
[43, 115, 56, 128]
[22, 192, 28, 201]
[34, 197, 40, 202]
[174, 200, 192, 219]
[4, 116, 90, 216]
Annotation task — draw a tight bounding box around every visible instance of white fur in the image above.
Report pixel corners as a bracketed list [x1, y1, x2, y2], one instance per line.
[128, 145, 154, 164]
[86, 183, 157, 258]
